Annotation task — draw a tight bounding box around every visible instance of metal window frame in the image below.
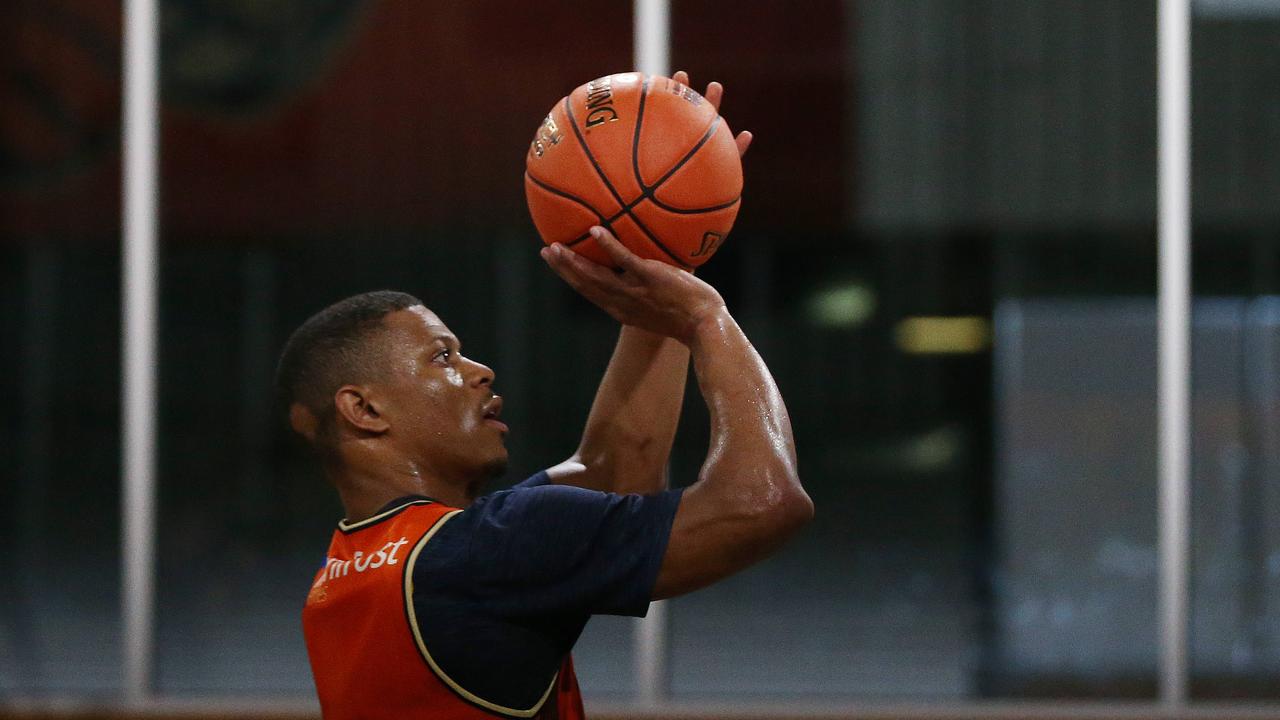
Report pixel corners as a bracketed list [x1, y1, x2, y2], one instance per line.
[121, 0, 160, 704]
[1157, 0, 1192, 708]
[632, 0, 673, 706]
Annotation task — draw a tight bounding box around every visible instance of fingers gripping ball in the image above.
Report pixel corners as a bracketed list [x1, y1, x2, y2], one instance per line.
[525, 73, 743, 269]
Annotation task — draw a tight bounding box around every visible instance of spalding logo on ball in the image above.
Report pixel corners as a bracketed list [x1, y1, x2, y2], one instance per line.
[525, 72, 743, 269]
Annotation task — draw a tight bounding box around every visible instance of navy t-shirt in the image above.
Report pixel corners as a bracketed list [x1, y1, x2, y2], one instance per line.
[402, 471, 682, 709]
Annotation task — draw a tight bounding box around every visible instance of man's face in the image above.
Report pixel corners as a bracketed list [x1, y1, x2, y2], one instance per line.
[373, 306, 509, 482]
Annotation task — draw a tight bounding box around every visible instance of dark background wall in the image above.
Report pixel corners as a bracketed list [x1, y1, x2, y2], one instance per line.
[2, 0, 1278, 703]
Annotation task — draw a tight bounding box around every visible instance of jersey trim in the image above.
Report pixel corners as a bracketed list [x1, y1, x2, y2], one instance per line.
[338, 499, 433, 534]
[402, 509, 558, 718]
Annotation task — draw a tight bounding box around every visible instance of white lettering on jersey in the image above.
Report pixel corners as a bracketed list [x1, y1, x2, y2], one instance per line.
[314, 537, 410, 588]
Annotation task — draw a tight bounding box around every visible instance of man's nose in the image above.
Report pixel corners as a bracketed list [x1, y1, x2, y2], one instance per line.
[467, 358, 494, 388]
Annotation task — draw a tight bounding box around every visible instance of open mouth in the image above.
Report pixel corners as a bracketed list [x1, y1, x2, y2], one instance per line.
[482, 396, 508, 432]
[482, 396, 503, 420]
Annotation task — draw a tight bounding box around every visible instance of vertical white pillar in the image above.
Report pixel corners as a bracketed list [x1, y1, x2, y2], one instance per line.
[634, 588, 669, 707]
[1157, 0, 1192, 707]
[122, 0, 160, 702]
[632, 0, 671, 705]
[634, 0, 671, 78]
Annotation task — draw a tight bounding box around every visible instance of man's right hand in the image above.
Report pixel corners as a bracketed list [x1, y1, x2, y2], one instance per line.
[540, 226, 727, 346]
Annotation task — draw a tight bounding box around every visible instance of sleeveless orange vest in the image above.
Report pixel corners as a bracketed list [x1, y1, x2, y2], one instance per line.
[303, 499, 586, 719]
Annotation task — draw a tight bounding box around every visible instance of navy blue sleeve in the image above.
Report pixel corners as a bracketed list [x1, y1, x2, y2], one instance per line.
[509, 470, 552, 490]
[420, 482, 682, 618]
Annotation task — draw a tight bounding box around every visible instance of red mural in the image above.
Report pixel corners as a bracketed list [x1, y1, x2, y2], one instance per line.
[2, 0, 846, 243]
[1, 1, 123, 240]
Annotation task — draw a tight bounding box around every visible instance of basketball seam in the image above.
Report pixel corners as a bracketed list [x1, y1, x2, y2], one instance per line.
[632, 79, 724, 195]
[613, 191, 743, 216]
[624, 210, 693, 269]
[630, 76, 651, 193]
[563, 95, 628, 213]
[647, 194, 742, 215]
[525, 171, 602, 246]
[592, 194, 740, 247]
[629, 83, 739, 217]
[525, 170, 608, 226]
[585, 198, 688, 264]
[523, 178, 641, 250]
[647, 116, 725, 196]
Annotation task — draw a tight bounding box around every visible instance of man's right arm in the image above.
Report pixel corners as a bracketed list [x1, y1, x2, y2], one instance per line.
[540, 227, 813, 600]
[650, 306, 809, 598]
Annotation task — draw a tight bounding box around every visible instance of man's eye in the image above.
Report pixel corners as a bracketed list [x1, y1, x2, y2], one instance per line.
[434, 349, 452, 362]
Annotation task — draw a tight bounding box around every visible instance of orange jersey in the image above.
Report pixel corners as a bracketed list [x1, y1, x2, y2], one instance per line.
[302, 499, 585, 719]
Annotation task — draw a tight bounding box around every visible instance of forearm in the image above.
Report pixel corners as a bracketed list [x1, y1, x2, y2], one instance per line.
[570, 325, 689, 494]
[688, 309, 802, 511]
[648, 308, 810, 599]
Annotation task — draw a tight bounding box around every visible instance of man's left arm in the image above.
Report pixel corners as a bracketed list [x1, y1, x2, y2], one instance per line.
[545, 325, 688, 495]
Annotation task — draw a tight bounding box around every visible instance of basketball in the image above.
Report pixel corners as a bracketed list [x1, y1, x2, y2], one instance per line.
[525, 72, 743, 269]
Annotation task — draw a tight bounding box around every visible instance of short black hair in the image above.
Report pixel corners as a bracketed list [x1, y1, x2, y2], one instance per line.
[275, 290, 424, 443]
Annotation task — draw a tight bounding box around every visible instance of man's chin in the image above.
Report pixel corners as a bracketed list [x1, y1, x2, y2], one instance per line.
[465, 455, 509, 502]
[481, 454, 509, 481]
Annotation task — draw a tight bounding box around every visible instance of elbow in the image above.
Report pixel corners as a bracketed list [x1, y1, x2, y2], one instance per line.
[773, 477, 813, 533]
[790, 484, 816, 526]
[695, 458, 812, 549]
[747, 467, 812, 540]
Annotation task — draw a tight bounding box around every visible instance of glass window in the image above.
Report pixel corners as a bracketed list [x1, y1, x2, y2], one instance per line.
[1189, 3, 1280, 700]
[0, 0, 123, 694]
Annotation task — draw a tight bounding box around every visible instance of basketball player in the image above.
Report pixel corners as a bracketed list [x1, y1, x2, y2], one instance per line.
[280, 79, 810, 720]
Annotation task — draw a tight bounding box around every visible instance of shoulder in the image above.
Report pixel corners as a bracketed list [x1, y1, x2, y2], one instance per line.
[470, 481, 684, 548]
[419, 482, 614, 567]
[415, 481, 682, 583]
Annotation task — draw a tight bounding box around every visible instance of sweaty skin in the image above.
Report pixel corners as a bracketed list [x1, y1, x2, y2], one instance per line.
[540, 227, 812, 599]
[296, 306, 510, 518]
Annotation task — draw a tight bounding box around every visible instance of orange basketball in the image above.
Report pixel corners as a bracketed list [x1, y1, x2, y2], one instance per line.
[524, 72, 742, 269]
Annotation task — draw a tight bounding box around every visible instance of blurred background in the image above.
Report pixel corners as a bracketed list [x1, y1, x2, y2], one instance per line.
[2, 0, 1279, 715]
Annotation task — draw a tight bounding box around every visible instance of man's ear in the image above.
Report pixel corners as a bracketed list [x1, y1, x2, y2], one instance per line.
[333, 385, 391, 434]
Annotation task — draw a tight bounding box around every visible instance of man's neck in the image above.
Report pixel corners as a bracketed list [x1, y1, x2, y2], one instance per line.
[331, 461, 475, 522]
